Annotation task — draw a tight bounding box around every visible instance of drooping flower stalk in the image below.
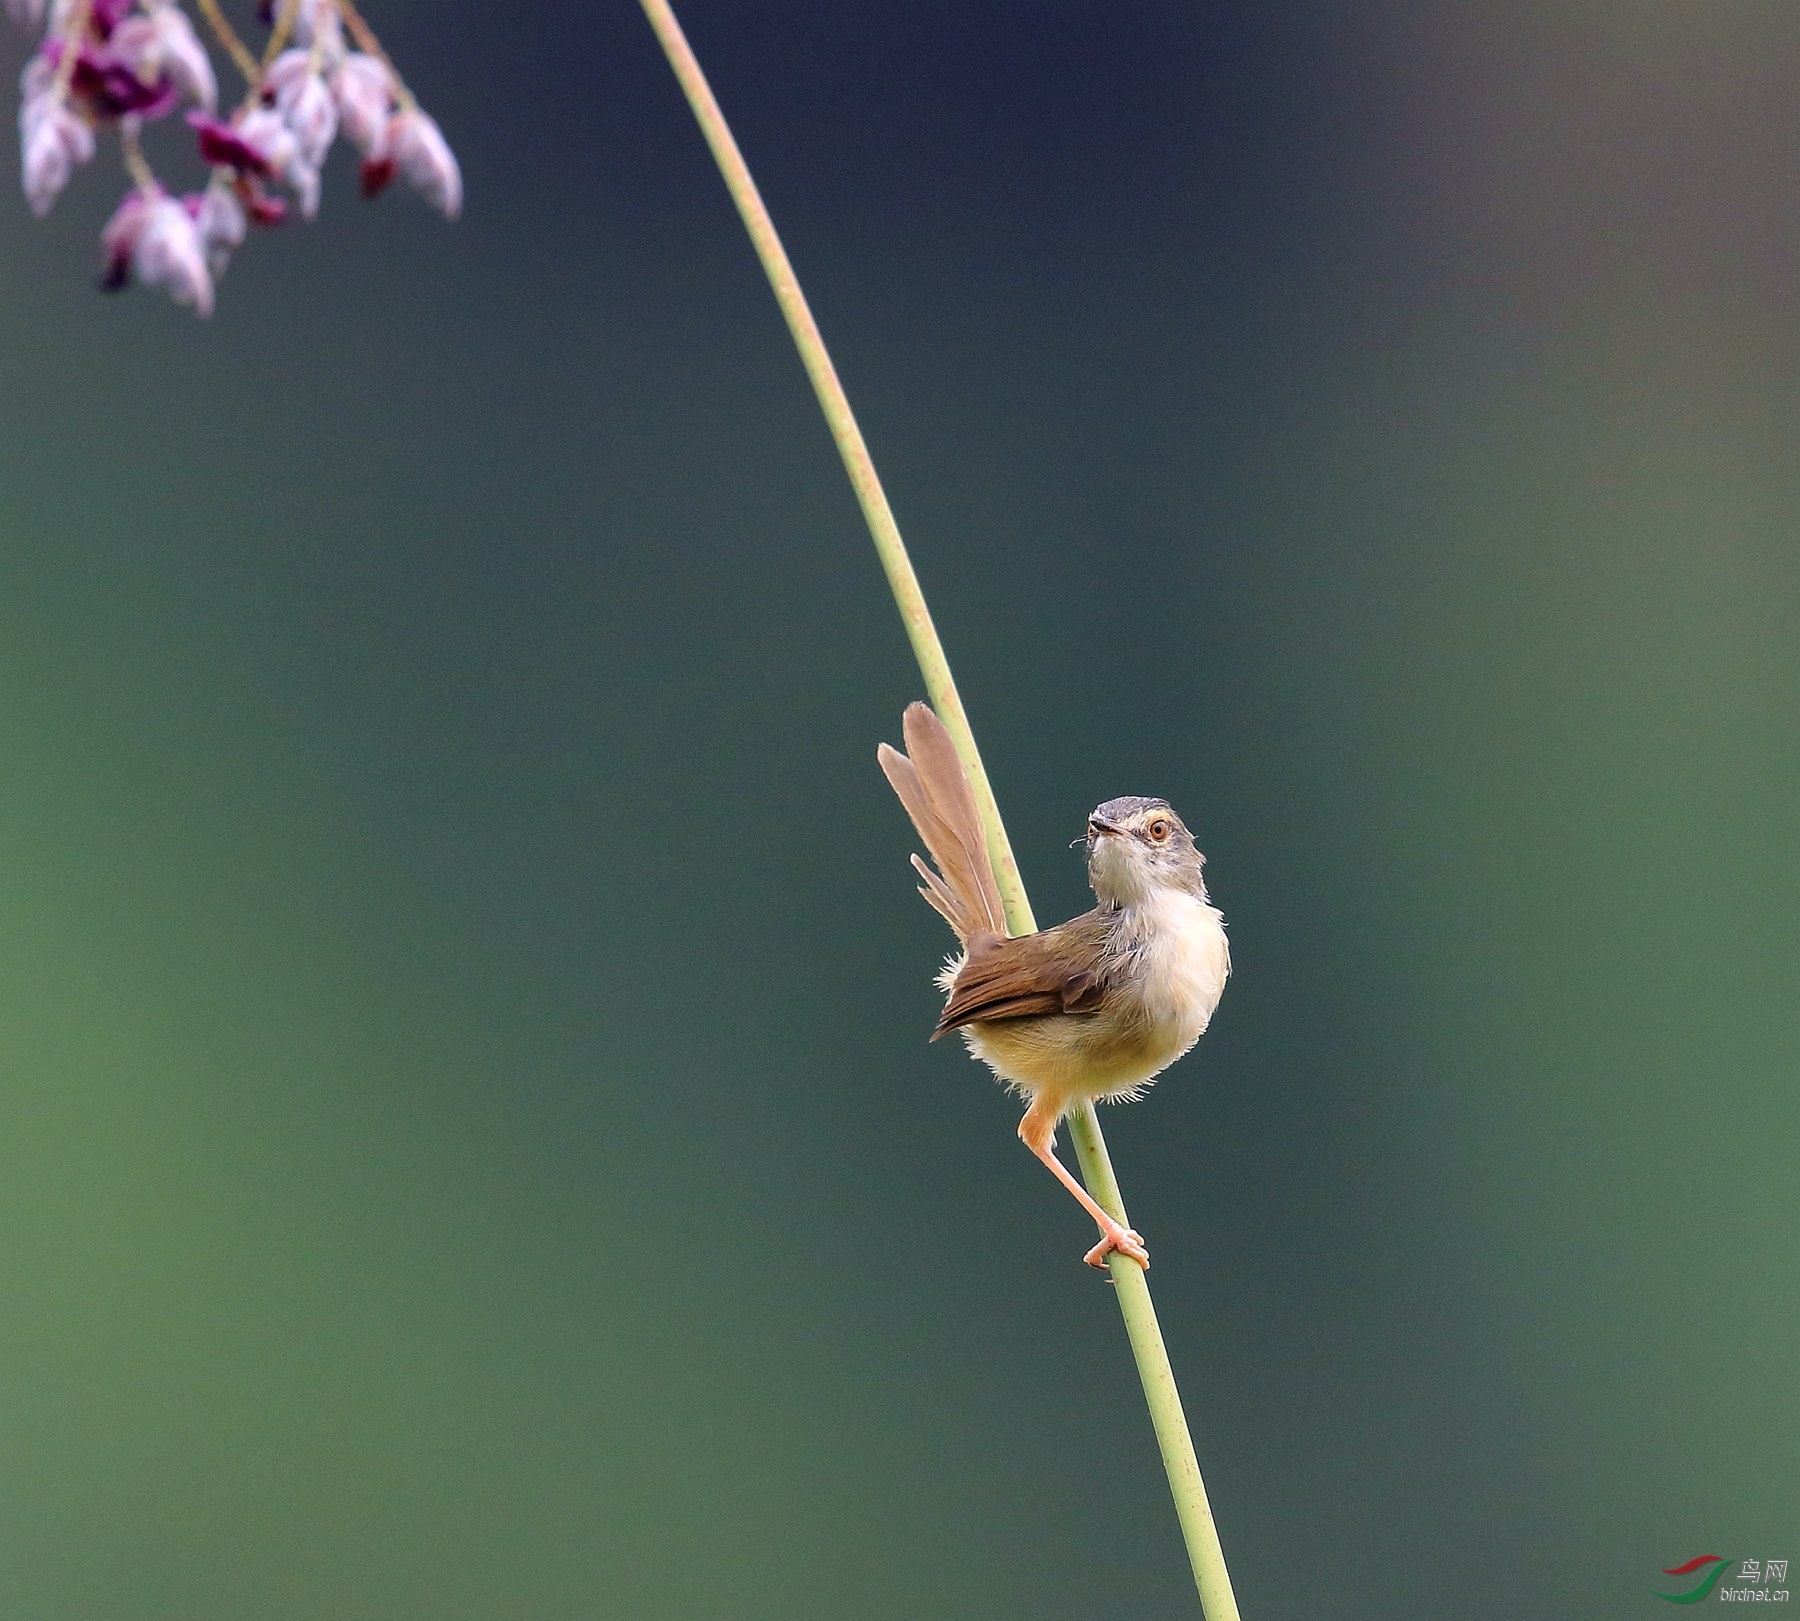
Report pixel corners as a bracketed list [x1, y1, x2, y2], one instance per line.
[635, 3, 1243, 1615]
[331, 0, 410, 113]
[189, 0, 255, 89]
[259, 0, 295, 71]
[49, 0, 91, 95]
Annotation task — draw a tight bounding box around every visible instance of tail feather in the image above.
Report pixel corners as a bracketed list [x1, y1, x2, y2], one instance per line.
[878, 701, 1008, 944]
[910, 853, 965, 935]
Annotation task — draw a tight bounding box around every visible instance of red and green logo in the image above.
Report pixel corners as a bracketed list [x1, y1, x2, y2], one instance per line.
[1652, 1555, 1732, 1603]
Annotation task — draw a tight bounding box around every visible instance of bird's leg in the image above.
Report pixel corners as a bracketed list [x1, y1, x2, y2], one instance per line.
[1017, 1098, 1149, 1269]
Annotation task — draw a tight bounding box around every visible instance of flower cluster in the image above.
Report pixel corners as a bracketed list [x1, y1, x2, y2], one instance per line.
[10, 0, 458, 314]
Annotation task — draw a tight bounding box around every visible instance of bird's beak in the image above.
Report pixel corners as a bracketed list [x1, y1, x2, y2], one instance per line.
[1087, 815, 1121, 839]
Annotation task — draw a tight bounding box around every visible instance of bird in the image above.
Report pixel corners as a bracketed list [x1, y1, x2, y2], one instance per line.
[878, 701, 1229, 1268]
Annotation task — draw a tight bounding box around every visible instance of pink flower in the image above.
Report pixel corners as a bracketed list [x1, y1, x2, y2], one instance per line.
[106, 189, 214, 314]
[388, 104, 459, 219]
[232, 105, 294, 165]
[106, 2, 215, 113]
[188, 106, 320, 216]
[264, 47, 335, 169]
[78, 50, 177, 116]
[19, 73, 94, 215]
[39, 18, 203, 122]
[187, 180, 243, 276]
[188, 110, 272, 174]
[329, 51, 391, 156]
[102, 186, 216, 314]
[238, 104, 318, 217]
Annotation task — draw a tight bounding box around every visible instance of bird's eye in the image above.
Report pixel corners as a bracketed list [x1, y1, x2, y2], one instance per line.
[1146, 817, 1171, 843]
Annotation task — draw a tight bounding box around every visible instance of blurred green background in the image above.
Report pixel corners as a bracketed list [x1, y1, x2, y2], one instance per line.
[1, 3, 1795, 1616]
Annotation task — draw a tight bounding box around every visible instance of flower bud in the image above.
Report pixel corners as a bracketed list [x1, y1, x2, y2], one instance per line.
[142, 1, 215, 111]
[264, 46, 336, 169]
[388, 104, 459, 220]
[19, 83, 93, 215]
[187, 181, 244, 276]
[132, 190, 213, 313]
[329, 52, 391, 156]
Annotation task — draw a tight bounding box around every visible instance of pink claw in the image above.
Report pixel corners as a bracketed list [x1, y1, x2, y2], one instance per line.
[1084, 1219, 1150, 1270]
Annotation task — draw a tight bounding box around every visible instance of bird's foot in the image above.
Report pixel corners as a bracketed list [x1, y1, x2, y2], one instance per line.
[1084, 1218, 1149, 1271]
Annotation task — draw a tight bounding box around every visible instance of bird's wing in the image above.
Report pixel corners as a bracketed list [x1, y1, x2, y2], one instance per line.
[933, 911, 1111, 1037]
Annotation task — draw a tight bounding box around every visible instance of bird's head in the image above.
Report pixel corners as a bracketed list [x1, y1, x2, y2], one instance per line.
[1084, 796, 1207, 907]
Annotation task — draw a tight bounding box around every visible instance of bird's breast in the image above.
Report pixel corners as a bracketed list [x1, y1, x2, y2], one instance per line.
[1117, 888, 1231, 1048]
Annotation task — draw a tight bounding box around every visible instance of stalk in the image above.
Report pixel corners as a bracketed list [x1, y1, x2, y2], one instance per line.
[191, 0, 260, 90]
[637, 5, 1241, 1614]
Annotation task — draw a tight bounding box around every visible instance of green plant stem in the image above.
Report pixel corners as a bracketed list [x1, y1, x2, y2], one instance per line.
[637, 4, 1241, 1615]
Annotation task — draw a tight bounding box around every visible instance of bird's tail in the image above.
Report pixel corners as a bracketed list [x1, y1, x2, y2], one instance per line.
[877, 701, 1009, 945]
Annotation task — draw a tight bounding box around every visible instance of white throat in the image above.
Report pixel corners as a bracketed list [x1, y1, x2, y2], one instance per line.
[1089, 837, 1161, 908]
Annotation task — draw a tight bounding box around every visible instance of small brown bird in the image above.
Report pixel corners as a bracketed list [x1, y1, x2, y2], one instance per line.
[879, 702, 1229, 1268]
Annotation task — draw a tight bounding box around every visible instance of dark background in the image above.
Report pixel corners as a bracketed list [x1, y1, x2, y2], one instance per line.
[1, 3, 1795, 1616]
